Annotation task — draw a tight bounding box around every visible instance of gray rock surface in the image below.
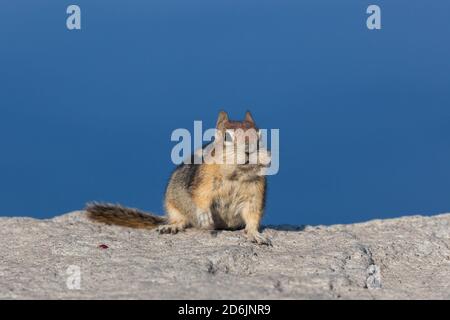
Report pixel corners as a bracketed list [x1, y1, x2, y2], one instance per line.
[1, 211, 450, 299]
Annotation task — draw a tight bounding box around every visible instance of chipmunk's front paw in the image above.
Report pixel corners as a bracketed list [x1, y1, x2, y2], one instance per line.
[247, 232, 272, 246]
[157, 223, 185, 234]
[197, 211, 214, 230]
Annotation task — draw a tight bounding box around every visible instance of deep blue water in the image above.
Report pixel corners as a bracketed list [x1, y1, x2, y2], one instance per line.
[1, 1, 449, 225]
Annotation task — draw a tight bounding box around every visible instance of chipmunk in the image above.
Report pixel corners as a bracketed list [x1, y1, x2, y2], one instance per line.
[86, 111, 272, 245]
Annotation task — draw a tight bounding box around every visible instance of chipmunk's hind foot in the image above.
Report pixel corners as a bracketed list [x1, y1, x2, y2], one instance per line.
[156, 222, 187, 234]
[247, 231, 272, 246]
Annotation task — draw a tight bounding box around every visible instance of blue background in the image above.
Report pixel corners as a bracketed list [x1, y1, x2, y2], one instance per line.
[1, 1, 449, 225]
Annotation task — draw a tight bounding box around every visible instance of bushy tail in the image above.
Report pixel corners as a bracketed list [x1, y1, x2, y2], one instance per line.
[85, 202, 166, 229]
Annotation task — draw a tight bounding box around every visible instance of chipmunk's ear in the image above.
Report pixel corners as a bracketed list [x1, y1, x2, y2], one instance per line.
[244, 111, 255, 124]
[216, 110, 229, 129]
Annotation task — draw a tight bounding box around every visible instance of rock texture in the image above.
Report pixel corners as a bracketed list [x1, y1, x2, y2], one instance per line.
[1, 211, 450, 299]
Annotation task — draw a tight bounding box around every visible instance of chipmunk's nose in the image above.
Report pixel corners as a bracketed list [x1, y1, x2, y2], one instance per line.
[245, 139, 258, 153]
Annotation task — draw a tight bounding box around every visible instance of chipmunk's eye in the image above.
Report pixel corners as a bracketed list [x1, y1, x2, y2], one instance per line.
[225, 132, 234, 142]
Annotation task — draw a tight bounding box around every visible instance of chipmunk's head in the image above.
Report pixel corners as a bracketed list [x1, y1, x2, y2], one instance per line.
[215, 111, 261, 162]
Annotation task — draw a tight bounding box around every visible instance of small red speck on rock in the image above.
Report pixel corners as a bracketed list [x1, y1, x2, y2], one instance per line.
[98, 244, 109, 249]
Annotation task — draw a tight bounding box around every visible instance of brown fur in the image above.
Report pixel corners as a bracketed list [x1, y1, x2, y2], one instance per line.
[86, 202, 166, 229]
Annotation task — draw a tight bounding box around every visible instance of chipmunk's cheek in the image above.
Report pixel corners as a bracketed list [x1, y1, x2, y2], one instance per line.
[237, 154, 247, 165]
[258, 150, 272, 167]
